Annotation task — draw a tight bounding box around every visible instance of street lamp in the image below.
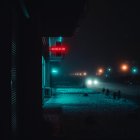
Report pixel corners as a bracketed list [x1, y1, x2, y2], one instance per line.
[96, 68, 104, 75]
[120, 64, 129, 72]
[83, 72, 87, 76]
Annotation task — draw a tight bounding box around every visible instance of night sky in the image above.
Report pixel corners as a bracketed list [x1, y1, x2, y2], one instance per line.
[62, 0, 140, 74]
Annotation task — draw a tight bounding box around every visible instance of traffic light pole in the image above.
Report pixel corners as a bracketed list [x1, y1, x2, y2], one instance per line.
[45, 59, 52, 97]
[42, 37, 52, 98]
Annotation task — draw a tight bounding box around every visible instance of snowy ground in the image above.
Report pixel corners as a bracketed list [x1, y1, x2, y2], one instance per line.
[43, 88, 140, 140]
[43, 88, 139, 113]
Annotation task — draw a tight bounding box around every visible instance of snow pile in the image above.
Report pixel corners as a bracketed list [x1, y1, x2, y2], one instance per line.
[55, 88, 95, 94]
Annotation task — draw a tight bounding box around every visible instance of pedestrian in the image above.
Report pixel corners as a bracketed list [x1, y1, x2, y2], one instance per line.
[102, 88, 105, 93]
[117, 90, 121, 99]
[113, 92, 117, 99]
[105, 89, 110, 96]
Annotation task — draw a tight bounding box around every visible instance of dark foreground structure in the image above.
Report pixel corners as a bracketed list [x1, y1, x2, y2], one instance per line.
[1, 1, 140, 140]
[0, 0, 87, 139]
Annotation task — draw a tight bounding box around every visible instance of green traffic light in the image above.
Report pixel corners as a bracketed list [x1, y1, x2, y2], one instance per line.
[51, 68, 58, 74]
[108, 68, 111, 71]
[131, 67, 138, 74]
[58, 36, 63, 42]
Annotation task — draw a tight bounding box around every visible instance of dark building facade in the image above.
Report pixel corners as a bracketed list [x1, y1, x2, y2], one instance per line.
[0, 0, 88, 139]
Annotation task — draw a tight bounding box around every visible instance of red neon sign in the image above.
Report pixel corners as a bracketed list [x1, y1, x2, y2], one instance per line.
[49, 45, 68, 54]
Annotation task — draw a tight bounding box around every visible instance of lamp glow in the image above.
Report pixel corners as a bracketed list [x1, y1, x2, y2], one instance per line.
[86, 79, 93, 86]
[93, 79, 99, 85]
[51, 68, 58, 74]
[131, 67, 138, 74]
[120, 64, 129, 72]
